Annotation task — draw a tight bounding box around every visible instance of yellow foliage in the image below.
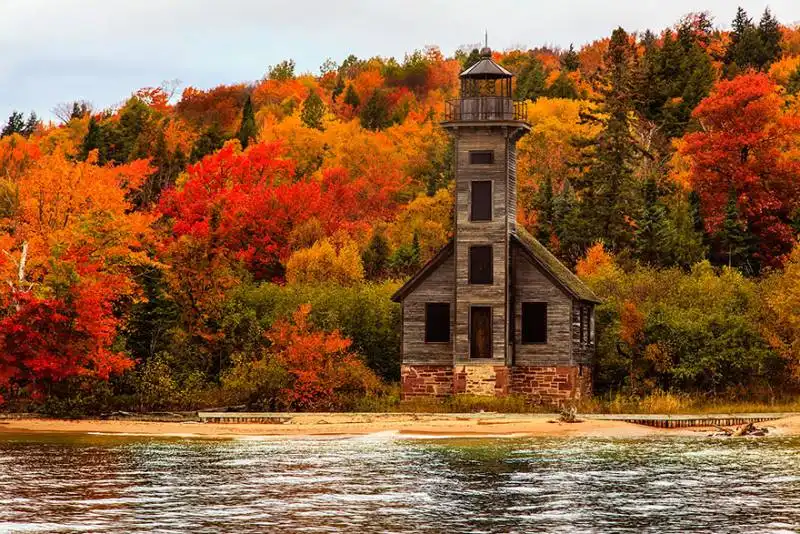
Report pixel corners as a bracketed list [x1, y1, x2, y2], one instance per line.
[285, 237, 365, 286]
[386, 188, 453, 262]
[769, 56, 800, 86]
[761, 245, 800, 375]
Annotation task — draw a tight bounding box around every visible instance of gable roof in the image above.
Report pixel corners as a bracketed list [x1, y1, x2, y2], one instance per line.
[390, 241, 454, 302]
[460, 58, 513, 79]
[513, 228, 601, 303]
[390, 231, 601, 304]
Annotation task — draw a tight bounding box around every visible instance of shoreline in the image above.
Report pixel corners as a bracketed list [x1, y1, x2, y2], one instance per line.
[3, 413, 800, 439]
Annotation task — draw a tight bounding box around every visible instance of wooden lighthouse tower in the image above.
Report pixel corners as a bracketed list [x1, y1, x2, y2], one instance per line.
[392, 45, 600, 405]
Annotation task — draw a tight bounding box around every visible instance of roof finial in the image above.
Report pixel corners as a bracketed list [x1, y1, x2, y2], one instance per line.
[480, 30, 491, 58]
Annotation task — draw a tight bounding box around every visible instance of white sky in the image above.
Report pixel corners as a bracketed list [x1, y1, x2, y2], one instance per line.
[2, 0, 799, 122]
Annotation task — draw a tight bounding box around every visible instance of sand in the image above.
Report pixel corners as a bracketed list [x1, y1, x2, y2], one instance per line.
[0, 413, 699, 439]
[2, 412, 798, 440]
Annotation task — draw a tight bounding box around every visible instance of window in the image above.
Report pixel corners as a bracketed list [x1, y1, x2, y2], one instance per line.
[522, 302, 547, 344]
[470, 181, 492, 221]
[470, 306, 492, 359]
[581, 306, 589, 344]
[469, 150, 494, 164]
[424, 303, 450, 343]
[468, 246, 493, 284]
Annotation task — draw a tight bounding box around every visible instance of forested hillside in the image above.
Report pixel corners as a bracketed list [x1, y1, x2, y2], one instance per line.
[2, 8, 800, 413]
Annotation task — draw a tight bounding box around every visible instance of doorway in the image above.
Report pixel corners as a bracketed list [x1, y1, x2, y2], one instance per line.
[470, 306, 492, 359]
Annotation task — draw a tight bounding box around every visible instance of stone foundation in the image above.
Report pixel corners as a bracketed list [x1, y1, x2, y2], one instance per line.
[510, 365, 592, 406]
[453, 365, 509, 396]
[401, 365, 453, 398]
[401, 364, 592, 405]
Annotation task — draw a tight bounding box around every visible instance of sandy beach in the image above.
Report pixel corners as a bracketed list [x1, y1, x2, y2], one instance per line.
[3, 413, 799, 439]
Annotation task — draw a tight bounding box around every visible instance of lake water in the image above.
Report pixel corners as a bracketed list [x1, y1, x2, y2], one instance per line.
[1, 432, 800, 533]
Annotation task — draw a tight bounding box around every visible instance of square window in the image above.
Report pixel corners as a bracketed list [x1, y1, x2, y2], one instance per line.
[425, 303, 450, 343]
[468, 246, 493, 284]
[469, 150, 494, 164]
[522, 302, 547, 344]
[470, 181, 492, 221]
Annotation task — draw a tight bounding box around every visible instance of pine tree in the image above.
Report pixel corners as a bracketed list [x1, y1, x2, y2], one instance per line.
[81, 116, 104, 162]
[463, 48, 481, 70]
[332, 76, 345, 102]
[724, 7, 765, 74]
[22, 112, 39, 137]
[362, 230, 390, 280]
[712, 189, 756, 273]
[1, 111, 25, 137]
[301, 90, 326, 130]
[236, 95, 258, 149]
[573, 28, 641, 253]
[547, 71, 579, 99]
[634, 176, 674, 265]
[515, 57, 547, 101]
[757, 7, 783, 68]
[191, 123, 226, 162]
[268, 59, 295, 81]
[343, 84, 361, 109]
[533, 174, 555, 243]
[561, 44, 580, 72]
[359, 90, 392, 131]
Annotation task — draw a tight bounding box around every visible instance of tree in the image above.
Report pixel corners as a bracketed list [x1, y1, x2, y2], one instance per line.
[724, 7, 767, 73]
[547, 71, 579, 99]
[572, 28, 642, 254]
[285, 238, 365, 285]
[757, 7, 783, 68]
[1, 112, 25, 138]
[359, 90, 392, 131]
[266, 304, 380, 410]
[332, 76, 345, 102]
[236, 95, 258, 149]
[634, 176, 674, 266]
[561, 44, 580, 71]
[268, 59, 296, 81]
[515, 56, 547, 101]
[680, 73, 800, 269]
[362, 230, 390, 280]
[343, 84, 361, 109]
[300, 90, 326, 130]
[81, 116, 104, 162]
[462, 48, 481, 70]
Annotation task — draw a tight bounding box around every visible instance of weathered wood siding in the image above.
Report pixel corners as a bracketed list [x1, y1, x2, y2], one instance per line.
[454, 127, 510, 363]
[402, 255, 455, 365]
[511, 244, 573, 366]
[571, 302, 595, 366]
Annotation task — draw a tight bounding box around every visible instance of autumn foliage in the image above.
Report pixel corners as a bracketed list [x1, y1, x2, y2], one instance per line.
[3, 7, 800, 410]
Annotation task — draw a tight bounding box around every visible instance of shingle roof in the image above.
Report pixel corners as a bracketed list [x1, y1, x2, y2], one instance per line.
[460, 58, 513, 79]
[390, 232, 601, 304]
[512, 228, 601, 303]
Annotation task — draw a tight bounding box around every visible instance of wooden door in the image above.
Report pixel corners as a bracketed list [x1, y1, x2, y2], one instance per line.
[470, 306, 492, 359]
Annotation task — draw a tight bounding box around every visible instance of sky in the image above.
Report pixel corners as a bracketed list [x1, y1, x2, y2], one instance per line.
[2, 0, 800, 123]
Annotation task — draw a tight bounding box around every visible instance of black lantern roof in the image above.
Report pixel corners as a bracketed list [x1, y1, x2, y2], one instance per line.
[459, 47, 513, 79]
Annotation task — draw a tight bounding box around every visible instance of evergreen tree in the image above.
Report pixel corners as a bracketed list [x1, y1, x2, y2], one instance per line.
[390, 231, 421, 276]
[301, 90, 326, 130]
[515, 57, 547, 101]
[331, 76, 345, 102]
[463, 48, 482, 70]
[547, 71, 579, 99]
[634, 176, 674, 265]
[757, 7, 783, 68]
[268, 59, 295, 81]
[1, 111, 25, 137]
[552, 180, 585, 263]
[22, 112, 39, 137]
[561, 44, 580, 72]
[572, 28, 641, 254]
[788, 66, 800, 95]
[712, 189, 756, 273]
[70, 101, 91, 120]
[236, 95, 258, 149]
[81, 116, 104, 162]
[190, 124, 226, 162]
[359, 90, 392, 131]
[362, 230, 390, 280]
[343, 84, 361, 109]
[724, 7, 765, 74]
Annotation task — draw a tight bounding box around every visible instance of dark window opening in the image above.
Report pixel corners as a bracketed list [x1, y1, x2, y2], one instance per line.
[424, 303, 450, 343]
[469, 150, 494, 165]
[471, 181, 492, 221]
[470, 306, 492, 359]
[522, 302, 547, 344]
[469, 246, 493, 285]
